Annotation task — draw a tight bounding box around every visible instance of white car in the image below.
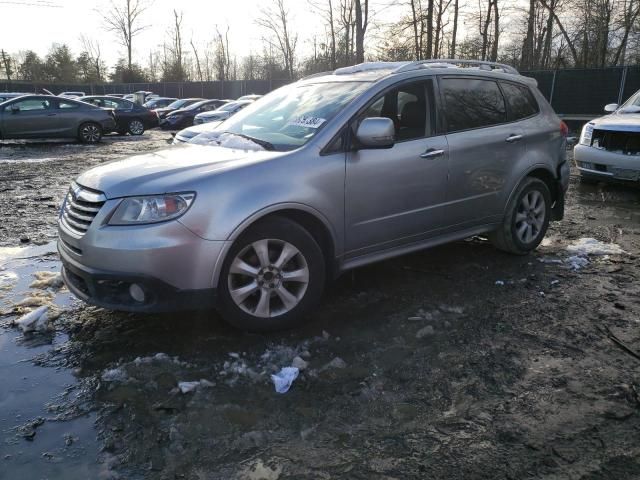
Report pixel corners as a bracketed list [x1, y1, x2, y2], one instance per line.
[172, 120, 225, 144]
[59, 91, 85, 98]
[574, 91, 640, 182]
[193, 100, 254, 125]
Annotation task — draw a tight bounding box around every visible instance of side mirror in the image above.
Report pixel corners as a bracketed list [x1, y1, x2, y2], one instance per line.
[604, 103, 618, 113]
[355, 117, 395, 149]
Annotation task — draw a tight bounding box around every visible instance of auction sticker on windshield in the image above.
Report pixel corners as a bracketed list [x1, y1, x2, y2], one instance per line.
[286, 116, 326, 129]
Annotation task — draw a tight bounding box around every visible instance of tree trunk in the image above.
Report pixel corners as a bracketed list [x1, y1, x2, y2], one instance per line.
[451, 0, 459, 58]
[355, 0, 368, 63]
[410, 0, 421, 60]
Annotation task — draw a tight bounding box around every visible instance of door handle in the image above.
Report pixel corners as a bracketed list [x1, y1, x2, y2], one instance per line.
[505, 134, 523, 143]
[47, 113, 57, 117]
[420, 149, 445, 159]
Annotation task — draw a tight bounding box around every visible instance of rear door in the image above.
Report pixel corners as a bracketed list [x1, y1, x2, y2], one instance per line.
[345, 79, 450, 256]
[440, 76, 526, 227]
[53, 98, 86, 136]
[2, 97, 55, 138]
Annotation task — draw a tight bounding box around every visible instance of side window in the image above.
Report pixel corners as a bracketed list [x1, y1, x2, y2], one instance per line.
[117, 99, 134, 109]
[441, 78, 506, 132]
[361, 80, 434, 141]
[10, 98, 51, 111]
[58, 100, 79, 109]
[501, 82, 539, 121]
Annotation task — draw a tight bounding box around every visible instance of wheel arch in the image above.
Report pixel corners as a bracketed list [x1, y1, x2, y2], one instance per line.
[504, 165, 558, 215]
[212, 203, 339, 288]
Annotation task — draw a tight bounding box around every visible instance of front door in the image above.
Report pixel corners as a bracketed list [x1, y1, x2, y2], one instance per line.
[345, 79, 449, 256]
[2, 98, 55, 138]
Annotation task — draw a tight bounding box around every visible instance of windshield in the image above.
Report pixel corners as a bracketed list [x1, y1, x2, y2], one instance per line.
[219, 102, 244, 112]
[167, 99, 191, 109]
[219, 81, 370, 151]
[620, 91, 640, 110]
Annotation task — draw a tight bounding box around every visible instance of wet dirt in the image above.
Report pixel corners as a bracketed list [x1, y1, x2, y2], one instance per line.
[1, 134, 639, 479]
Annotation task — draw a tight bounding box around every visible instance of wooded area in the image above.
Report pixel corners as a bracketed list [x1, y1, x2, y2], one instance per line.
[2, 0, 640, 84]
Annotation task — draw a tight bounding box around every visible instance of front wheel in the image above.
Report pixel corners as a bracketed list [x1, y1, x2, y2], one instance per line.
[78, 122, 102, 143]
[217, 217, 325, 331]
[489, 177, 551, 255]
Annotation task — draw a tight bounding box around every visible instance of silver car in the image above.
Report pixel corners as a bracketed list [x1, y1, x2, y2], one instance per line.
[58, 60, 569, 330]
[1, 95, 115, 143]
[574, 92, 640, 182]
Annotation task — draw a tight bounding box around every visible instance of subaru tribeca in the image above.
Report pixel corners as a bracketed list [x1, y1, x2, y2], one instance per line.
[58, 60, 569, 331]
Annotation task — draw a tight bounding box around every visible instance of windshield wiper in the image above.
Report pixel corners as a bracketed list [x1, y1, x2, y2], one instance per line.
[221, 132, 275, 151]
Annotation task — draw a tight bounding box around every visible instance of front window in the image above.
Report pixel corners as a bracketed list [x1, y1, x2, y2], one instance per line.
[167, 99, 192, 109]
[219, 81, 370, 151]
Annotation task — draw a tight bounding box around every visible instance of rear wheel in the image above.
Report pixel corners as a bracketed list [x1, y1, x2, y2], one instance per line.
[218, 217, 325, 331]
[78, 122, 102, 143]
[127, 118, 145, 135]
[489, 177, 551, 255]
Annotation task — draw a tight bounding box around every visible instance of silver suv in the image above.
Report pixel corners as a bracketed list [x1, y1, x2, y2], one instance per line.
[58, 60, 569, 331]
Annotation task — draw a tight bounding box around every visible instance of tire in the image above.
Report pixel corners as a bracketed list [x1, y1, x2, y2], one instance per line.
[127, 118, 145, 136]
[217, 216, 325, 331]
[489, 177, 552, 255]
[78, 122, 102, 143]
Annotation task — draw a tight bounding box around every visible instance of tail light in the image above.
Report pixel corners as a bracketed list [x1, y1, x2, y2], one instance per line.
[560, 121, 569, 138]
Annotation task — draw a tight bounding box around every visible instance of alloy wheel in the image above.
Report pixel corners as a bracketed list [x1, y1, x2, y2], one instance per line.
[515, 190, 546, 244]
[81, 124, 101, 143]
[129, 120, 144, 135]
[227, 239, 310, 318]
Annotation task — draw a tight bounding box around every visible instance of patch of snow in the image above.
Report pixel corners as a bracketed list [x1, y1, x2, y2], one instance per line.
[567, 255, 590, 271]
[271, 367, 299, 394]
[291, 356, 308, 371]
[416, 325, 435, 339]
[0, 157, 61, 164]
[187, 131, 266, 151]
[178, 381, 201, 394]
[566, 238, 626, 256]
[101, 368, 128, 383]
[538, 256, 564, 264]
[14, 306, 50, 333]
[322, 357, 347, 370]
[334, 62, 405, 75]
[0, 270, 18, 286]
[30, 271, 63, 290]
[495, 280, 505, 286]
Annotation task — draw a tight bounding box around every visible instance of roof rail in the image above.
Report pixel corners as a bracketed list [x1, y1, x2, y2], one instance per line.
[300, 71, 334, 81]
[334, 62, 410, 75]
[394, 59, 520, 75]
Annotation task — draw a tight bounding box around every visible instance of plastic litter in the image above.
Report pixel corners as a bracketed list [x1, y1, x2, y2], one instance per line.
[271, 367, 299, 394]
[566, 238, 625, 256]
[568, 255, 590, 270]
[14, 306, 49, 333]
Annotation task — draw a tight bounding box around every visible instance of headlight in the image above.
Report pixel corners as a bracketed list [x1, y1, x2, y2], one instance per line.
[108, 193, 195, 225]
[580, 123, 594, 145]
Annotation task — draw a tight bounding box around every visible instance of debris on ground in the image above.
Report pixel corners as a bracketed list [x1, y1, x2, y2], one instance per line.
[568, 255, 590, 270]
[101, 368, 129, 383]
[416, 325, 435, 339]
[291, 356, 308, 371]
[271, 367, 299, 394]
[16, 417, 45, 441]
[178, 379, 215, 394]
[14, 291, 54, 308]
[495, 280, 505, 286]
[322, 357, 347, 370]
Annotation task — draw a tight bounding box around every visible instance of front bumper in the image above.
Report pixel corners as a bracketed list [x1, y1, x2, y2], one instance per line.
[574, 144, 640, 181]
[58, 214, 229, 312]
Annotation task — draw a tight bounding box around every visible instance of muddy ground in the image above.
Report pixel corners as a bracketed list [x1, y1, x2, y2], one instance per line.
[1, 131, 639, 479]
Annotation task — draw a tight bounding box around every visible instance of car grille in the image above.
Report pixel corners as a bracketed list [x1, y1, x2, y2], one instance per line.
[61, 182, 106, 236]
[591, 129, 640, 155]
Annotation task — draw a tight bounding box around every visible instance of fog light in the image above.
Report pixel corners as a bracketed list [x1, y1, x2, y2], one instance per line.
[129, 283, 146, 303]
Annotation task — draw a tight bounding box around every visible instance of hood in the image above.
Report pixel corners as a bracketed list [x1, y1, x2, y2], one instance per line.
[76, 144, 280, 199]
[590, 111, 640, 132]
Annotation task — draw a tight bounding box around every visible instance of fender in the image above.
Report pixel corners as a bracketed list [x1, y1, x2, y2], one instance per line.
[502, 163, 557, 217]
[211, 202, 340, 288]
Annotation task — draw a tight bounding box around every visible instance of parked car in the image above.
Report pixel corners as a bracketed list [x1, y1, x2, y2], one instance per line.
[574, 91, 640, 182]
[106, 94, 125, 98]
[0, 92, 29, 103]
[58, 60, 569, 331]
[1, 95, 115, 143]
[160, 99, 228, 130]
[59, 91, 86, 98]
[193, 100, 254, 125]
[154, 98, 205, 119]
[81, 95, 159, 135]
[172, 120, 225, 144]
[143, 97, 177, 109]
[237, 94, 263, 101]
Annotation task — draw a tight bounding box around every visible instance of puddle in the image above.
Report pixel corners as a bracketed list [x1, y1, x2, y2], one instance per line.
[0, 241, 102, 479]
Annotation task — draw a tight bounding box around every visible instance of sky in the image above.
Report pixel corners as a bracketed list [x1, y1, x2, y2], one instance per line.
[0, 0, 408, 68]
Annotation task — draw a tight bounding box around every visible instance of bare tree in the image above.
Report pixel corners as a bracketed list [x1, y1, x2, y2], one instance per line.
[309, 0, 338, 69]
[256, 0, 298, 79]
[101, 0, 150, 70]
[80, 34, 104, 81]
[191, 39, 203, 81]
[354, 0, 369, 62]
[0, 49, 13, 80]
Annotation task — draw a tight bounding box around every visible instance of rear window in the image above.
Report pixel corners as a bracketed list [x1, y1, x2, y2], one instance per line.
[441, 78, 506, 132]
[501, 82, 539, 121]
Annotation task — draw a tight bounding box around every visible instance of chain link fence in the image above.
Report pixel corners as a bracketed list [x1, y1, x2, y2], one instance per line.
[3, 67, 640, 118]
